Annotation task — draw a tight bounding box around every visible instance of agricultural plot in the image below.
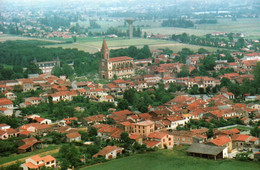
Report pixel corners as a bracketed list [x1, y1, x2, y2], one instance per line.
[0, 34, 64, 43]
[43, 37, 220, 53]
[143, 18, 260, 39]
[83, 146, 260, 170]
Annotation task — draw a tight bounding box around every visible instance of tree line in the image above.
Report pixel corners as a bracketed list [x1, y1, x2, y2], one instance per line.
[162, 19, 194, 28]
[171, 33, 247, 50]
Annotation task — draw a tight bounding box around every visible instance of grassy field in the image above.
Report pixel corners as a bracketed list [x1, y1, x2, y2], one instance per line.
[44, 37, 220, 53]
[83, 146, 259, 170]
[0, 144, 61, 166]
[0, 34, 65, 43]
[143, 18, 260, 39]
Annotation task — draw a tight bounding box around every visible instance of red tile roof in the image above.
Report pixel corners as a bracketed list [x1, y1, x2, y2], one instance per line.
[93, 145, 120, 157]
[112, 110, 132, 117]
[108, 56, 133, 62]
[232, 134, 250, 141]
[209, 136, 231, 146]
[0, 98, 13, 105]
[66, 132, 81, 139]
[148, 131, 167, 139]
[143, 140, 161, 147]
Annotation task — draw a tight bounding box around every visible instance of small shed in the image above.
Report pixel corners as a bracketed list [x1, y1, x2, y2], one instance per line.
[186, 143, 227, 160]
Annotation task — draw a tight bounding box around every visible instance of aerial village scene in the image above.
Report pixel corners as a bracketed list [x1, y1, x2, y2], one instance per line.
[0, 0, 260, 170]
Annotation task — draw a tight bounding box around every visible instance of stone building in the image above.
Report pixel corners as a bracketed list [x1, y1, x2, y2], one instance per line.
[99, 39, 135, 79]
[34, 57, 60, 74]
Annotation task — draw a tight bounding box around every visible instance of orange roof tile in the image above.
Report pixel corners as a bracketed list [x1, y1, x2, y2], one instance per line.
[66, 132, 81, 139]
[209, 136, 231, 146]
[143, 140, 161, 147]
[108, 56, 133, 62]
[148, 131, 167, 139]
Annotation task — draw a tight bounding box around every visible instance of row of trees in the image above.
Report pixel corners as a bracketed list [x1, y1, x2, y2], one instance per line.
[162, 19, 194, 28]
[195, 19, 217, 24]
[171, 33, 246, 50]
[109, 45, 152, 60]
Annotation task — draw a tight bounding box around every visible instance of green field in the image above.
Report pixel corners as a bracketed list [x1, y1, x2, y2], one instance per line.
[143, 18, 260, 39]
[83, 147, 259, 170]
[0, 145, 60, 166]
[43, 37, 220, 53]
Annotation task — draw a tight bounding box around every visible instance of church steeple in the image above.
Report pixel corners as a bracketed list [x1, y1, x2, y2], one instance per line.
[101, 39, 109, 60]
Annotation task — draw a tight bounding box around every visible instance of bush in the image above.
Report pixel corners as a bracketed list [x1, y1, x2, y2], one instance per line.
[236, 153, 250, 161]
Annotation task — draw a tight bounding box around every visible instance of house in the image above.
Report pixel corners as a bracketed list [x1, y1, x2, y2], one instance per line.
[171, 130, 195, 145]
[93, 145, 124, 159]
[0, 124, 11, 130]
[19, 123, 51, 135]
[186, 143, 228, 160]
[18, 137, 42, 153]
[223, 92, 235, 100]
[232, 134, 259, 149]
[0, 130, 8, 140]
[207, 136, 232, 153]
[60, 117, 78, 126]
[17, 79, 34, 92]
[2, 91, 17, 100]
[132, 120, 155, 137]
[82, 114, 106, 125]
[66, 132, 81, 142]
[97, 125, 122, 140]
[145, 131, 174, 149]
[20, 155, 56, 170]
[167, 115, 188, 130]
[0, 98, 14, 116]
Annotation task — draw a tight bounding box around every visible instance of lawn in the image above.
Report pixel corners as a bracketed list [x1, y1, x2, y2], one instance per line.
[0, 144, 61, 166]
[82, 146, 260, 170]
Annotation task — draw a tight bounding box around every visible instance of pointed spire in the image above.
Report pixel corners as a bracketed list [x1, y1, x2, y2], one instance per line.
[101, 38, 108, 51]
[56, 56, 60, 61]
[33, 57, 37, 63]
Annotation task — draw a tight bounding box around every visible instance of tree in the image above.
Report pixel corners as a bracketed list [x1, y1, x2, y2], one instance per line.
[87, 126, 97, 138]
[190, 85, 199, 94]
[59, 144, 81, 167]
[144, 32, 147, 38]
[72, 36, 77, 42]
[140, 45, 152, 58]
[51, 65, 62, 77]
[198, 48, 208, 54]
[48, 96, 53, 115]
[26, 62, 42, 74]
[200, 56, 216, 71]
[120, 132, 131, 144]
[62, 64, 74, 77]
[206, 128, 214, 138]
[253, 62, 260, 90]
[117, 99, 129, 110]
[250, 125, 260, 137]
[178, 65, 189, 77]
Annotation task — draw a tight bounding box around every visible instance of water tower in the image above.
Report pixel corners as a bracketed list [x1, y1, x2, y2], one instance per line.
[125, 18, 135, 39]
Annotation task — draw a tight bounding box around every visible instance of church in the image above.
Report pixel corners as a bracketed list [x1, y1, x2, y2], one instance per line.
[99, 39, 135, 79]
